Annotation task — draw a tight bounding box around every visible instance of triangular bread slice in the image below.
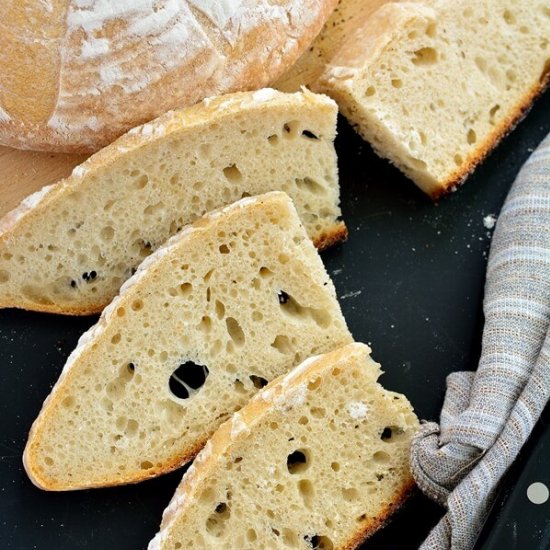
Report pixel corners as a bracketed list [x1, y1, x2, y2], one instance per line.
[317, 1, 550, 197]
[148, 343, 419, 550]
[0, 88, 345, 315]
[23, 192, 352, 490]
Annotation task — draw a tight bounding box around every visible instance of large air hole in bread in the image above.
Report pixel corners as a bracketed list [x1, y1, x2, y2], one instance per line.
[169, 362, 210, 400]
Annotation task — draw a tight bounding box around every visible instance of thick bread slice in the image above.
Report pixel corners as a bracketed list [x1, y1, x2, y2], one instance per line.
[0, 88, 346, 315]
[317, 0, 550, 197]
[148, 343, 419, 550]
[23, 192, 352, 490]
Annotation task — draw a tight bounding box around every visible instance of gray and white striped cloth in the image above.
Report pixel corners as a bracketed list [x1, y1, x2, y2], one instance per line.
[410, 132, 550, 550]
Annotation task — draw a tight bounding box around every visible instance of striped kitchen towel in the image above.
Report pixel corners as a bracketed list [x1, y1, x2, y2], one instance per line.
[410, 132, 550, 550]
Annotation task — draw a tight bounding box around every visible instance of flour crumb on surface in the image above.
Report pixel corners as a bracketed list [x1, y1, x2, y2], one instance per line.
[483, 214, 497, 230]
[340, 290, 362, 300]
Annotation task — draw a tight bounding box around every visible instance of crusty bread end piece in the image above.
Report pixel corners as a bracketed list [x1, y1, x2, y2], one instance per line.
[149, 342, 419, 550]
[23, 192, 352, 490]
[0, 88, 346, 315]
[317, 0, 550, 197]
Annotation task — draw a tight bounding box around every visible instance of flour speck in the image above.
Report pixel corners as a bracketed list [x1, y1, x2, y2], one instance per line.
[483, 214, 497, 230]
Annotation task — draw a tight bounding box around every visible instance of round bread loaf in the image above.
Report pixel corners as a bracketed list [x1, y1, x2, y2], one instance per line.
[0, 0, 337, 153]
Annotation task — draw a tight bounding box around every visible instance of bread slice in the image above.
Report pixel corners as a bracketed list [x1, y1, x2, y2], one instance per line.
[0, 88, 346, 315]
[23, 192, 352, 491]
[148, 343, 419, 550]
[316, 0, 550, 197]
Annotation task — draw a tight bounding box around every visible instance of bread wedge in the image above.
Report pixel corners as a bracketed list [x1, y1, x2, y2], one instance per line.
[148, 343, 419, 550]
[0, 88, 345, 315]
[23, 192, 352, 491]
[317, 0, 550, 197]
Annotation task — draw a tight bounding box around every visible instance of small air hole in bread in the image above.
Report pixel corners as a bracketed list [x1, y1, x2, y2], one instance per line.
[283, 120, 304, 139]
[305, 534, 334, 550]
[411, 47, 438, 66]
[134, 174, 149, 190]
[298, 479, 315, 507]
[205, 502, 231, 537]
[373, 451, 390, 463]
[277, 290, 289, 304]
[294, 177, 326, 195]
[249, 375, 268, 389]
[271, 334, 293, 354]
[301, 129, 320, 140]
[287, 449, 309, 474]
[225, 317, 245, 346]
[222, 164, 242, 183]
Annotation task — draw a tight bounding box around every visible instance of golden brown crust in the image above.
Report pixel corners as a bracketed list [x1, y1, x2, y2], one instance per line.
[0, 299, 104, 316]
[314, 221, 349, 251]
[430, 74, 550, 200]
[24, 434, 209, 491]
[0, 0, 338, 153]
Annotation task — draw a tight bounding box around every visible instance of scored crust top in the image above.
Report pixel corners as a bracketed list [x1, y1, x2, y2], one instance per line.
[0, 0, 337, 153]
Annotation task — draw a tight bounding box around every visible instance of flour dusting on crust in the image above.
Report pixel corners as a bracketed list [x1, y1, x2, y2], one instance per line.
[0, 107, 11, 123]
[187, 0, 243, 29]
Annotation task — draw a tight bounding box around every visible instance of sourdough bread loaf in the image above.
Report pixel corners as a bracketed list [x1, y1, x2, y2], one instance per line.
[0, 89, 345, 315]
[0, 0, 338, 152]
[23, 192, 352, 490]
[148, 343, 419, 550]
[317, 0, 550, 197]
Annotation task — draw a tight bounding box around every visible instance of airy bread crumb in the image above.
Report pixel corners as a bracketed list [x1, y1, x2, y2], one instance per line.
[23, 192, 352, 491]
[0, 89, 345, 315]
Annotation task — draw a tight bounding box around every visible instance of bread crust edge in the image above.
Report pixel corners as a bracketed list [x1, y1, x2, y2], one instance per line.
[342, 478, 416, 549]
[431, 73, 550, 200]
